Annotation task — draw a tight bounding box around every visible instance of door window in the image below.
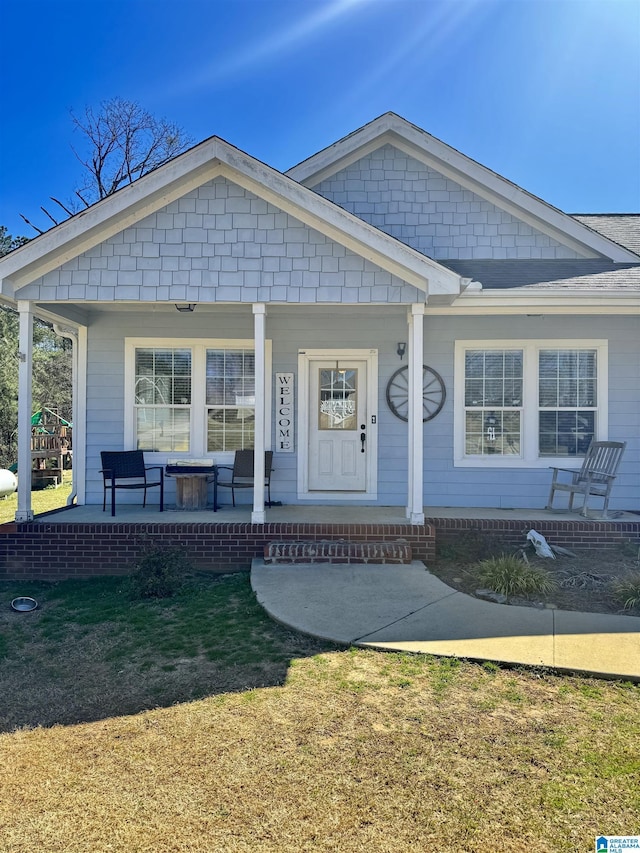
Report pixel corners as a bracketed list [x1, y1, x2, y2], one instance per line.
[318, 368, 358, 430]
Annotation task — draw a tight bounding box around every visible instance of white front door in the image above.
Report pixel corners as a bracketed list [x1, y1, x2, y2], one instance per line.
[298, 349, 377, 499]
[308, 359, 367, 490]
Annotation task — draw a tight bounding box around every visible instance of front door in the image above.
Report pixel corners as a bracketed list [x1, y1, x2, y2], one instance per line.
[298, 348, 378, 500]
[309, 359, 367, 490]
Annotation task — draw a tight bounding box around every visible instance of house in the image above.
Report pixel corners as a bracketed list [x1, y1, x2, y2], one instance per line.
[1, 113, 638, 530]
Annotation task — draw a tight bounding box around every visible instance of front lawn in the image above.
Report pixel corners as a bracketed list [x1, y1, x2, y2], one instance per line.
[0, 471, 73, 524]
[0, 573, 638, 852]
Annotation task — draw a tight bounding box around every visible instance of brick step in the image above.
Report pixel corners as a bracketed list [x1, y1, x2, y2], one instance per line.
[263, 540, 412, 564]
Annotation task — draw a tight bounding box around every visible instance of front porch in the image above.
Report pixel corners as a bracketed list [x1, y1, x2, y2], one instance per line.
[1, 504, 638, 581]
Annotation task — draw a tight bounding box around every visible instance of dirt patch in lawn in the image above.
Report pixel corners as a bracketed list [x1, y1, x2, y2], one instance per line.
[430, 536, 640, 616]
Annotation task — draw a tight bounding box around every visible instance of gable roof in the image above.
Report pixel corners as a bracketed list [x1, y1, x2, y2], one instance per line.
[0, 135, 462, 301]
[287, 113, 639, 264]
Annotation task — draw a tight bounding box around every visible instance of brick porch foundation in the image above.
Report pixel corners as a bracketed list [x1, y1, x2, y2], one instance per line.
[0, 521, 434, 580]
[429, 516, 640, 552]
[0, 516, 638, 581]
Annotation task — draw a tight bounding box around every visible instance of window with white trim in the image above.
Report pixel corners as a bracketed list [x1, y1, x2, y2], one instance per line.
[206, 348, 256, 452]
[125, 338, 270, 458]
[454, 340, 607, 467]
[134, 347, 192, 452]
[538, 349, 597, 456]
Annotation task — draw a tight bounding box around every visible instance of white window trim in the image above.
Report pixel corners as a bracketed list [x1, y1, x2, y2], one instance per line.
[124, 337, 272, 463]
[454, 339, 608, 468]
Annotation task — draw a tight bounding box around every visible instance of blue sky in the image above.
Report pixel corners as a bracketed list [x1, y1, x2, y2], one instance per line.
[1, 0, 639, 240]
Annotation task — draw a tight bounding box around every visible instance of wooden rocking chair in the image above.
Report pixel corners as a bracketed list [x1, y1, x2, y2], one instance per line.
[546, 441, 626, 518]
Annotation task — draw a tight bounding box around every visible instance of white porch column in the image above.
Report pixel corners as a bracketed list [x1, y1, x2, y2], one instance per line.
[252, 303, 267, 524]
[405, 309, 414, 519]
[408, 302, 425, 525]
[16, 301, 34, 521]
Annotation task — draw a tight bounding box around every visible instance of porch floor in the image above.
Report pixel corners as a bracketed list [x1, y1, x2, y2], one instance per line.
[31, 503, 639, 525]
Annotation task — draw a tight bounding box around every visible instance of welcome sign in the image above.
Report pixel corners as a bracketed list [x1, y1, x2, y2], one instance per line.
[275, 373, 294, 452]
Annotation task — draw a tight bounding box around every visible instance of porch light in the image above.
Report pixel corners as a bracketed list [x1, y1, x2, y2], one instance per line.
[175, 303, 196, 313]
[396, 342, 407, 360]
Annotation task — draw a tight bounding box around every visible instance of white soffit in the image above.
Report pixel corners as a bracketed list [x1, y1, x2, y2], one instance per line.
[287, 114, 639, 264]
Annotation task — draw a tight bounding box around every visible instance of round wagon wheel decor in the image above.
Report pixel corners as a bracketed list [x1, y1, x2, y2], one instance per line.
[385, 365, 446, 422]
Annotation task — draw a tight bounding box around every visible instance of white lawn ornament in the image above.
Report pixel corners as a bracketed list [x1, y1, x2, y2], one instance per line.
[0, 469, 18, 498]
[526, 529, 555, 559]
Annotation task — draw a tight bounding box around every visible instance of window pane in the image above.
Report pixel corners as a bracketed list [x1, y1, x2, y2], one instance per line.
[465, 409, 520, 456]
[207, 407, 255, 452]
[538, 349, 597, 456]
[539, 410, 594, 456]
[539, 349, 596, 407]
[319, 368, 357, 430]
[465, 351, 485, 378]
[578, 379, 596, 407]
[134, 348, 192, 451]
[136, 407, 190, 452]
[465, 379, 484, 407]
[538, 378, 558, 408]
[464, 349, 522, 409]
[205, 348, 256, 451]
[135, 348, 191, 405]
[558, 378, 577, 407]
[463, 349, 522, 455]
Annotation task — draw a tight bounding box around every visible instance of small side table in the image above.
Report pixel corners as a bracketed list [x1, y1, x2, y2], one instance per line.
[165, 466, 218, 511]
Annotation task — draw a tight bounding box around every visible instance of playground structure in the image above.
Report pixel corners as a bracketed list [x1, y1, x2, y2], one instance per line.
[30, 407, 72, 487]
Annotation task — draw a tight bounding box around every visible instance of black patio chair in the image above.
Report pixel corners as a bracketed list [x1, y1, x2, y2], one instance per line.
[100, 450, 164, 517]
[216, 450, 274, 507]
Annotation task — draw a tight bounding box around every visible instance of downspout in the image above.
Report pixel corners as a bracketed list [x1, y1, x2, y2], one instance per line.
[53, 323, 86, 506]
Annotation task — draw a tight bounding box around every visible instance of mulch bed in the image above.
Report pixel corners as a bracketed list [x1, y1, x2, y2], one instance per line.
[431, 544, 640, 616]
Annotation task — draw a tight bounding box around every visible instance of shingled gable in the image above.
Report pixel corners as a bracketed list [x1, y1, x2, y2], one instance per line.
[287, 112, 639, 264]
[0, 134, 463, 302]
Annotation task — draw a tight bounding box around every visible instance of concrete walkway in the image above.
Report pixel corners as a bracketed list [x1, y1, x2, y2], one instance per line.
[251, 560, 640, 681]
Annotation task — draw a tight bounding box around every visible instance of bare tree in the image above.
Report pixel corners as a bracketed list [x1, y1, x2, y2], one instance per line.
[71, 97, 193, 203]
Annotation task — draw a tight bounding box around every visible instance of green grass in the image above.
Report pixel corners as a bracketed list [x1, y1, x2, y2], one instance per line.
[612, 571, 640, 611]
[0, 572, 335, 731]
[18, 572, 314, 667]
[0, 471, 73, 524]
[475, 553, 557, 600]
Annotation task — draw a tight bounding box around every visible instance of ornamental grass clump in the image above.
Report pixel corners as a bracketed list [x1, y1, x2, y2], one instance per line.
[476, 554, 557, 601]
[129, 541, 193, 599]
[612, 572, 640, 612]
